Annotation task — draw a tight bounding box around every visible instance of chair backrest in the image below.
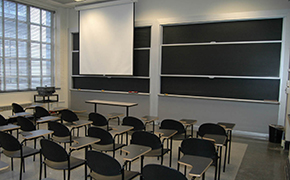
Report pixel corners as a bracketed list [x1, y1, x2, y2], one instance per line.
[88, 112, 108, 126]
[40, 139, 68, 162]
[131, 131, 161, 150]
[0, 114, 8, 126]
[17, 116, 36, 131]
[87, 150, 122, 176]
[35, 106, 50, 119]
[12, 103, 25, 113]
[0, 131, 21, 151]
[142, 164, 187, 180]
[198, 123, 227, 137]
[61, 109, 79, 122]
[180, 138, 217, 159]
[122, 116, 145, 131]
[48, 121, 70, 137]
[160, 119, 185, 134]
[88, 127, 113, 145]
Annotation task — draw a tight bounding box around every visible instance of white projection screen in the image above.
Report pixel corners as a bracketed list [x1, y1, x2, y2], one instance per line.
[78, 1, 135, 75]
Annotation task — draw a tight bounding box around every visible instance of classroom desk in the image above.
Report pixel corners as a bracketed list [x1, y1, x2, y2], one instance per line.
[65, 120, 93, 136]
[0, 160, 9, 171]
[8, 112, 33, 119]
[21, 129, 53, 140]
[203, 134, 227, 180]
[0, 124, 20, 132]
[70, 137, 100, 151]
[154, 129, 177, 167]
[179, 119, 197, 137]
[110, 125, 134, 145]
[24, 104, 44, 110]
[178, 155, 213, 179]
[142, 115, 158, 133]
[217, 122, 236, 164]
[51, 106, 68, 112]
[85, 100, 138, 117]
[36, 116, 60, 124]
[122, 144, 151, 172]
[107, 112, 124, 125]
[0, 124, 20, 139]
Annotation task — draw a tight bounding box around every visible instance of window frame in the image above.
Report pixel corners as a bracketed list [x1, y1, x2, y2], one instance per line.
[0, 0, 54, 92]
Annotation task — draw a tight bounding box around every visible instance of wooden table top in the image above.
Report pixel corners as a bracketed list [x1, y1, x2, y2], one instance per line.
[0, 124, 20, 131]
[70, 137, 100, 150]
[110, 125, 134, 135]
[122, 144, 151, 161]
[65, 120, 93, 128]
[178, 155, 212, 177]
[37, 116, 60, 124]
[154, 129, 177, 139]
[9, 112, 33, 118]
[24, 104, 44, 110]
[85, 100, 138, 107]
[21, 129, 53, 140]
[179, 119, 197, 126]
[217, 122, 236, 130]
[203, 134, 227, 146]
[142, 116, 159, 123]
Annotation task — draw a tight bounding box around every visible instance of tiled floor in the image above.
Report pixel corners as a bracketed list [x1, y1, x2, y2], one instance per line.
[0, 117, 288, 180]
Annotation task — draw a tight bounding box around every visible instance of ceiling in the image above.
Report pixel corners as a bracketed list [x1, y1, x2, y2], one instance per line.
[47, 0, 116, 7]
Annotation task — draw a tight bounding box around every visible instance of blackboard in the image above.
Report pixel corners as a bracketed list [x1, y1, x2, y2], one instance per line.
[73, 77, 149, 93]
[72, 52, 79, 75]
[134, 50, 149, 76]
[161, 18, 282, 101]
[163, 18, 282, 44]
[162, 43, 281, 76]
[161, 77, 280, 101]
[134, 27, 151, 48]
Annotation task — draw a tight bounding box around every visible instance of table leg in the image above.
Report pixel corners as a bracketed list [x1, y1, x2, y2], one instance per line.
[191, 124, 193, 137]
[169, 137, 173, 167]
[218, 146, 222, 180]
[126, 107, 129, 117]
[228, 130, 232, 164]
[94, 104, 97, 113]
[141, 155, 144, 173]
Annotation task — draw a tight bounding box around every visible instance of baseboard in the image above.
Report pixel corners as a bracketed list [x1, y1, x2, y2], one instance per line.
[230, 130, 268, 140]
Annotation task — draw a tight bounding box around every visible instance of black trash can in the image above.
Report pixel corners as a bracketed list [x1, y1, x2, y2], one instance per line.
[269, 124, 284, 143]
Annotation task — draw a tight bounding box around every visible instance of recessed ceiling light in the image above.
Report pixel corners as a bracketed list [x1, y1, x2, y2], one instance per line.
[75, 0, 85, 2]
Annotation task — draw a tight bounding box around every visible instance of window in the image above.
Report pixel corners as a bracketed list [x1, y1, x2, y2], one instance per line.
[0, 0, 54, 92]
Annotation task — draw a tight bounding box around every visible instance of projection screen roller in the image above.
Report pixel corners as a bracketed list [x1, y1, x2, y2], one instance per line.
[79, 1, 134, 75]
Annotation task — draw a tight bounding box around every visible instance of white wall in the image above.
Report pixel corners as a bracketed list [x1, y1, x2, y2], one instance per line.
[67, 0, 290, 139]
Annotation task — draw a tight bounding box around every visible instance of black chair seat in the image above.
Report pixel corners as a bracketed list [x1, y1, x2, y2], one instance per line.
[91, 143, 125, 152]
[90, 170, 139, 180]
[44, 156, 86, 170]
[3, 146, 40, 158]
[145, 148, 169, 157]
[142, 164, 187, 180]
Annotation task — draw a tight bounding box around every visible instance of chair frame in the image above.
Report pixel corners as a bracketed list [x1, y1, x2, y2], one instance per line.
[39, 139, 87, 180]
[0, 131, 40, 180]
[130, 131, 169, 166]
[87, 126, 125, 158]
